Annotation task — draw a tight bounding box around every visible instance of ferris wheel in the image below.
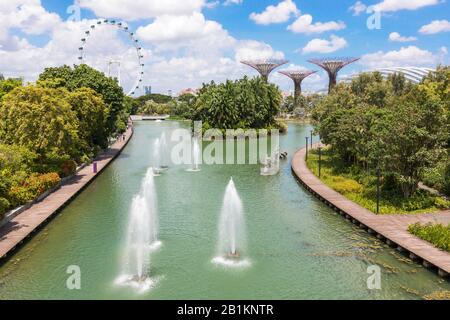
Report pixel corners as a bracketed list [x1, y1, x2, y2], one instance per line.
[77, 19, 145, 96]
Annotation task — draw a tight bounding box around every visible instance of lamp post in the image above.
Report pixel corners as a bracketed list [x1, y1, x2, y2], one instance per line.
[310, 130, 313, 149]
[305, 137, 309, 161]
[376, 166, 381, 214]
[318, 147, 322, 178]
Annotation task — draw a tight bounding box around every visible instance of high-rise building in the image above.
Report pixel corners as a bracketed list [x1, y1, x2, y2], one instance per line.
[144, 86, 152, 95]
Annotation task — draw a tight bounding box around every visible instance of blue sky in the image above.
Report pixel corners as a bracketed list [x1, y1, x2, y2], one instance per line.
[1, 0, 449, 94]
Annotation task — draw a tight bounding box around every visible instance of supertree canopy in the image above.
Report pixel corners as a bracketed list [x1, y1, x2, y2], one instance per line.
[278, 70, 317, 102]
[308, 57, 359, 93]
[241, 59, 288, 82]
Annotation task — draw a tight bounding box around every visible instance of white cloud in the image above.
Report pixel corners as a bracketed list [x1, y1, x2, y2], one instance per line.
[136, 12, 235, 52]
[0, 0, 60, 41]
[235, 40, 285, 61]
[249, 0, 299, 25]
[288, 14, 346, 34]
[419, 20, 450, 34]
[359, 46, 442, 69]
[224, 0, 243, 5]
[372, 0, 440, 12]
[301, 35, 348, 54]
[349, 1, 367, 16]
[78, 0, 206, 21]
[388, 32, 417, 42]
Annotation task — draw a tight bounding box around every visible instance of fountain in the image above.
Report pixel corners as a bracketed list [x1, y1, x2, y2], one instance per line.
[152, 138, 163, 175]
[260, 150, 280, 176]
[212, 178, 250, 267]
[187, 136, 201, 172]
[159, 132, 169, 170]
[116, 168, 161, 291]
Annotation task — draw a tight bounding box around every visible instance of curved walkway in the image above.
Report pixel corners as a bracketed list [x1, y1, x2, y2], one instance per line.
[0, 125, 134, 262]
[292, 145, 450, 278]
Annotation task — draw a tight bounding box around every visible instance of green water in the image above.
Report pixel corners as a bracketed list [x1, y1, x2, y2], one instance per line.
[0, 121, 448, 300]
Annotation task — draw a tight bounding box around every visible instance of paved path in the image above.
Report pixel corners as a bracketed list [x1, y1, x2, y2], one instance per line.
[0, 125, 133, 261]
[291, 145, 450, 277]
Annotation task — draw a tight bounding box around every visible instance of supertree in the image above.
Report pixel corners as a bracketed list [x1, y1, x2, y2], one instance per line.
[308, 57, 359, 93]
[241, 59, 288, 82]
[278, 70, 317, 102]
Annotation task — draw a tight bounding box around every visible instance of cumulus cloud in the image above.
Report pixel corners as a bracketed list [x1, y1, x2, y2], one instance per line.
[249, 0, 299, 25]
[0, 0, 293, 94]
[419, 20, 450, 35]
[301, 35, 348, 54]
[235, 40, 285, 61]
[388, 32, 417, 42]
[372, 0, 440, 12]
[136, 12, 235, 52]
[224, 0, 243, 5]
[349, 1, 367, 16]
[288, 14, 346, 34]
[359, 46, 442, 69]
[78, 0, 206, 21]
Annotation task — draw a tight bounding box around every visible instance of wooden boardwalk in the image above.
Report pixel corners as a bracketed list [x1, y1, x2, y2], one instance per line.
[0, 125, 133, 262]
[291, 146, 450, 278]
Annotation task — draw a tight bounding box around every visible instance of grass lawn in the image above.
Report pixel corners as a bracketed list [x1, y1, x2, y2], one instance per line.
[306, 148, 450, 215]
[409, 223, 450, 252]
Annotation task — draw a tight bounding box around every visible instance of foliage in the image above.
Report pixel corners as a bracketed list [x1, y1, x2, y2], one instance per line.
[136, 93, 173, 105]
[409, 223, 450, 252]
[137, 100, 172, 115]
[306, 149, 450, 214]
[60, 160, 77, 177]
[193, 76, 282, 131]
[0, 78, 23, 100]
[9, 172, 60, 207]
[38, 64, 125, 135]
[312, 70, 449, 198]
[67, 87, 109, 151]
[0, 197, 10, 218]
[0, 85, 80, 169]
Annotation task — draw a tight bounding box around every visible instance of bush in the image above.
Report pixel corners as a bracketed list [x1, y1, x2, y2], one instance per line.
[9, 172, 61, 206]
[443, 163, 450, 196]
[0, 197, 10, 219]
[409, 223, 450, 252]
[329, 176, 364, 194]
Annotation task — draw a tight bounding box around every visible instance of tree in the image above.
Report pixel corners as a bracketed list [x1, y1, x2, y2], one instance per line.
[0, 78, 23, 100]
[0, 85, 80, 170]
[193, 76, 282, 130]
[38, 64, 125, 135]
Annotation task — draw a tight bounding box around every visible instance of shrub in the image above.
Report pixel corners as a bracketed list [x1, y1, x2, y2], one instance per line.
[443, 163, 450, 196]
[60, 160, 77, 177]
[9, 172, 61, 206]
[330, 176, 363, 194]
[434, 197, 450, 210]
[409, 223, 450, 252]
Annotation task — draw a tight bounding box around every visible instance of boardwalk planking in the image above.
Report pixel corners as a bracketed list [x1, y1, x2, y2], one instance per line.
[291, 145, 450, 276]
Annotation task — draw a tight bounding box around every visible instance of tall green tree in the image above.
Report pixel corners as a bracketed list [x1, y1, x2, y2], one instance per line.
[0, 85, 80, 170]
[67, 88, 109, 152]
[38, 64, 125, 135]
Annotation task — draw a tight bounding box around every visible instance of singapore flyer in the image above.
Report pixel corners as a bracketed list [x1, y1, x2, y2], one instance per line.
[77, 19, 145, 96]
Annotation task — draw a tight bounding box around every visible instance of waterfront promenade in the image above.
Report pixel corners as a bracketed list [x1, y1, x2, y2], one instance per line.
[292, 145, 450, 277]
[0, 125, 133, 261]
